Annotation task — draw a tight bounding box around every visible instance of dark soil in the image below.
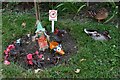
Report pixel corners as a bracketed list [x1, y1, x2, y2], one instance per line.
[6, 31, 78, 70]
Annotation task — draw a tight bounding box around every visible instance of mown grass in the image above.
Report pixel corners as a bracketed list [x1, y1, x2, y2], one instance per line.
[2, 12, 120, 78]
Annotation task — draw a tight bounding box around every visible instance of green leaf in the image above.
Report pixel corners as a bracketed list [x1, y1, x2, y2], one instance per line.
[77, 4, 86, 14]
[56, 3, 64, 9]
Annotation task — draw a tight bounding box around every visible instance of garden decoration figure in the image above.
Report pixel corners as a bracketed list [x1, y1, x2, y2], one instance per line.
[35, 20, 49, 51]
[84, 29, 111, 40]
[49, 41, 65, 55]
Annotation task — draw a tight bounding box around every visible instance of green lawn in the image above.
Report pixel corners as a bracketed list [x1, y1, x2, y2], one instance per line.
[2, 12, 120, 78]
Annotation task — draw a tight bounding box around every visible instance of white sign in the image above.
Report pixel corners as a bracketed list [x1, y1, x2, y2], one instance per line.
[49, 10, 57, 21]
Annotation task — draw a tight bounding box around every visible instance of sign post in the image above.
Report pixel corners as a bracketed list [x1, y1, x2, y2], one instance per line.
[52, 21, 54, 32]
[49, 10, 57, 33]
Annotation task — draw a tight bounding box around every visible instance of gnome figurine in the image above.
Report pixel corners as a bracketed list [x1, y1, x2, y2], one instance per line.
[35, 20, 49, 51]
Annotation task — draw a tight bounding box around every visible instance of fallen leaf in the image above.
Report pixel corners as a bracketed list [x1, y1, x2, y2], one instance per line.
[113, 45, 116, 48]
[74, 46, 77, 49]
[21, 22, 26, 28]
[12, 34, 15, 37]
[34, 69, 43, 73]
[75, 69, 80, 73]
[110, 67, 114, 71]
[80, 59, 86, 62]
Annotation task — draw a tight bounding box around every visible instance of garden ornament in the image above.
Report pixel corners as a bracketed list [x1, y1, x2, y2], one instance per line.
[35, 21, 49, 51]
[35, 20, 49, 40]
[35, 20, 45, 33]
[54, 45, 64, 55]
[37, 34, 49, 51]
[49, 41, 65, 55]
[84, 29, 111, 40]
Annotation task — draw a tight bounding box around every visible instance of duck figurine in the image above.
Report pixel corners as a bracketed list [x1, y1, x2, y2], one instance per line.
[88, 8, 108, 22]
[84, 29, 111, 40]
[49, 41, 65, 55]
